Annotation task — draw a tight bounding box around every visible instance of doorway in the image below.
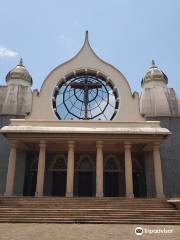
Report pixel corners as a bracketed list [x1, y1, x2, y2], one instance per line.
[104, 154, 122, 197]
[23, 171, 37, 196]
[104, 172, 119, 197]
[78, 172, 93, 196]
[52, 171, 67, 196]
[133, 158, 147, 197]
[50, 154, 67, 196]
[23, 156, 38, 196]
[74, 154, 95, 197]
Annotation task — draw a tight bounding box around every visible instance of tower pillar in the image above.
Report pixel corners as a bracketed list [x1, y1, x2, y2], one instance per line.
[35, 141, 46, 197]
[66, 141, 75, 197]
[4, 141, 17, 196]
[124, 142, 134, 198]
[96, 141, 104, 197]
[153, 143, 165, 198]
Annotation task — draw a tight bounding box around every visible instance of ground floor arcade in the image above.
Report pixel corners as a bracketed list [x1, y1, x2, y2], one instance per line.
[4, 134, 165, 198]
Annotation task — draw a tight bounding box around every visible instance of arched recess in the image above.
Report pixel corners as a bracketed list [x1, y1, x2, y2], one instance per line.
[49, 154, 67, 196]
[74, 154, 96, 196]
[104, 154, 124, 197]
[132, 156, 147, 197]
[23, 154, 38, 196]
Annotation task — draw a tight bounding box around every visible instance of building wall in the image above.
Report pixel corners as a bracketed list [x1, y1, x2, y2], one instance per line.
[147, 117, 180, 197]
[0, 116, 11, 195]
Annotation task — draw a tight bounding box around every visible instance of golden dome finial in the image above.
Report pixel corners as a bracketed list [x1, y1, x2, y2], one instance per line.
[150, 59, 156, 68]
[18, 57, 24, 66]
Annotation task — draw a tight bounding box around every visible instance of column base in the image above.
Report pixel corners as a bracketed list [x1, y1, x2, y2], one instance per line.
[35, 192, 43, 197]
[156, 193, 165, 198]
[96, 192, 104, 197]
[4, 192, 13, 197]
[126, 193, 134, 198]
[66, 192, 73, 197]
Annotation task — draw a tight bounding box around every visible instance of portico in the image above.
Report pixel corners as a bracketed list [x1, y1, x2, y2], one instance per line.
[2, 120, 169, 198]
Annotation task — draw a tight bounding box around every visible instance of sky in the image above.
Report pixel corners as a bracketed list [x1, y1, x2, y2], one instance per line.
[0, 0, 179, 95]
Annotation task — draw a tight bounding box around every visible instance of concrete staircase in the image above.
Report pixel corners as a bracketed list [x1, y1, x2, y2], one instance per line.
[0, 197, 180, 224]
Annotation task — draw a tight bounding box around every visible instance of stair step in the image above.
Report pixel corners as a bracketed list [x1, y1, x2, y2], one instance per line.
[0, 197, 179, 224]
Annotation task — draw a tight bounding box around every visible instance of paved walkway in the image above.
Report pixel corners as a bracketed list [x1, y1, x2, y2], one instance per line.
[0, 224, 179, 240]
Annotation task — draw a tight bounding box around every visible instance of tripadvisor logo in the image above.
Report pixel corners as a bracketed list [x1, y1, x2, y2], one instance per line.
[135, 227, 144, 236]
[135, 227, 173, 236]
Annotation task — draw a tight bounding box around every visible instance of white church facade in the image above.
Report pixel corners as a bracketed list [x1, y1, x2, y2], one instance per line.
[0, 32, 180, 201]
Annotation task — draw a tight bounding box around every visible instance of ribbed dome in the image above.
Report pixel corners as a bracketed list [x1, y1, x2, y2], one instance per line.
[141, 60, 168, 88]
[6, 58, 32, 87]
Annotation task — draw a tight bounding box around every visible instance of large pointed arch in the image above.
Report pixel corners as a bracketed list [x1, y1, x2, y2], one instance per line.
[28, 32, 144, 122]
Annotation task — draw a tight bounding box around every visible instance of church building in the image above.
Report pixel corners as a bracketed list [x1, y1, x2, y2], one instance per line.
[0, 32, 180, 201]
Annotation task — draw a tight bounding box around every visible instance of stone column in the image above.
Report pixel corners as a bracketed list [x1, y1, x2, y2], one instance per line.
[35, 141, 46, 197]
[66, 141, 75, 197]
[124, 142, 134, 198]
[4, 141, 17, 196]
[96, 141, 104, 197]
[153, 143, 165, 198]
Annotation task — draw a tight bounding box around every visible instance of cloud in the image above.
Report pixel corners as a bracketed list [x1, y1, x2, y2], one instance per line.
[0, 47, 18, 58]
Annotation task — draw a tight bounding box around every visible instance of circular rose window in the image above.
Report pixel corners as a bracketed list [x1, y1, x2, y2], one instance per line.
[53, 72, 119, 120]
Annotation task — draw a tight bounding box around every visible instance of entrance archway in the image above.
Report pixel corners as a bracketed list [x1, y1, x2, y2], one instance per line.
[104, 154, 123, 197]
[74, 154, 95, 197]
[50, 154, 67, 196]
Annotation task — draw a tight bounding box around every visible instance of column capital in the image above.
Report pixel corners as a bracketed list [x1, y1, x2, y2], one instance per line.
[124, 142, 131, 150]
[39, 140, 47, 148]
[96, 141, 103, 149]
[153, 142, 161, 150]
[68, 141, 75, 149]
[9, 140, 18, 148]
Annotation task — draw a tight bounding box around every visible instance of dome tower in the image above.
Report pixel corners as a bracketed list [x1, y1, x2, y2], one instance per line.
[140, 60, 180, 117]
[0, 58, 33, 116]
